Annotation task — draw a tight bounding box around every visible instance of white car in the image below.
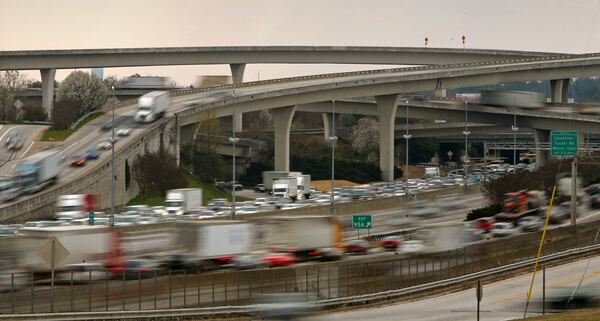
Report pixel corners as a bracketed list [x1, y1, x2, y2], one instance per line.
[116, 128, 131, 137]
[96, 140, 113, 150]
[491, 222, 514, 237]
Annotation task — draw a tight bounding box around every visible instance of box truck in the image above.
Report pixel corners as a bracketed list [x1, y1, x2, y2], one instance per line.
[175, 221, 254, 270]
[272, 178, 298, 200]
[262, 171, 302, 191]
[134, 91, 170, 123]
[17, 226, 114, 271]
[16, 150, 60, 194]
[55, 194, 99, 220]
[255, 216, 344, 261]
[165, 188, 203, 215]
[295, 174, 311, 199]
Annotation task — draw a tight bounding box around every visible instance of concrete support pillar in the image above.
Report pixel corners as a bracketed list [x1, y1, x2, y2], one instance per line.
[550, 79, 570, 103]
[229, 63, 246, 84]
[229, 63, 246, 132]
[376, 94, 401, 181]
[271, 106, 296, 172]
[233, 113, 243, 133]
[40, 68, 56, 119]
[533, 128, 550, 167]
[322, 113, 333, 141]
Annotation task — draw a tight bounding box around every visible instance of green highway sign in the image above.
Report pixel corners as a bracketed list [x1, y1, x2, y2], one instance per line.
[352, 215, 372, 229]
[551, 131, 578, 157]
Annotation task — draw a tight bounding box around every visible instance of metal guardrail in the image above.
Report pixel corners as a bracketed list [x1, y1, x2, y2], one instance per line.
[3, 239, 598, 320]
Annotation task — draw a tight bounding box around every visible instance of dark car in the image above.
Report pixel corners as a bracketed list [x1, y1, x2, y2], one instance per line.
[101, 120, 114, 131]
[345, 239, 369, 255]
[254, 184, 268, 192]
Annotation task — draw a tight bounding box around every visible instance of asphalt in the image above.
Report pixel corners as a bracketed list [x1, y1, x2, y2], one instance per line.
[304, 255, 600, 321]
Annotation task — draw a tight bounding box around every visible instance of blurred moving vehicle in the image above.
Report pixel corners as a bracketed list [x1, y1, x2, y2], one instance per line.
[345, 239, 369, 254]
[118, 259, 160, 279]
[55, 194, 98, 220]
[16, 150, 60, 194]
[135, 91, 170, 123]
[475, 217, 495, 233]
[101, 120, 114, 131]
[96, 140, 113, 150]
[5, 132, 23, 151]
[262, 252, 297, 267]
[116, 128, 131, 137]
[519, 216, 542, 232]
[55, 263, 105, 283]
[398, 240, 424, 254]
[254, 184, 268, 192]
[491, 222, 514, 237]
[0, 184, 22, 203]
[68, 155, 86, 167]
[481, 90, 545, 109]
[380, 236, 400, 251]
[83, 149, 99, 160]
[495, 190, 544, 223]
[164, 188, 202, 215]
[272, 178, 298, 200]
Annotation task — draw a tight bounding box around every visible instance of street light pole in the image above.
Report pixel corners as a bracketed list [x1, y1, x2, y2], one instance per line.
[228, 136, 239, 219]
[462, 101, 470, 191]
[512, 114, 519, 165]
[328, 99, 337, 216]
[110, 86, 116, 228]
[403, 101, 411, 197]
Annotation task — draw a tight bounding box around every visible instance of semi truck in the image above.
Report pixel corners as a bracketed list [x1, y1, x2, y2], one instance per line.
[17, 226, 114, 271]
[175, 221, 254, 270]
[165, 188, 203, 215]
[16, 150, 60, 194]
[272, 178, 298, 200]
[254, 216, 344, 261]
[134, 91, 170, 123]
[55, 194, 99, 220]
[494, 190, 545, 223]
[481, 90, 545, 109]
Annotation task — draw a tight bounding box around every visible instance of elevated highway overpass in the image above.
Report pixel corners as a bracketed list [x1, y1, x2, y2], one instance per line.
[2, 52, 600, 223]
[0, 46, 563, 122]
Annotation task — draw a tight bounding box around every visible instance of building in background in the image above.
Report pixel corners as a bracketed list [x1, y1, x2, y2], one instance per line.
[91, 68, 104, 80]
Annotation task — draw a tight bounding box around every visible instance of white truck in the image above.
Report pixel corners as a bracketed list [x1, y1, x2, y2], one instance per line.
[255, 216, 343, 261]
[17, 226, 114, 271]
[295, 174, 311, 199]
[55, 194, 98, 220]
[134, 91, 170, 123]
[176, 221, 254, 269]
[16, 150, 60, 194]
[165, 188, 203, 215]
[425, 167, 440, 179]
[262, 171, 302, 191]
[272, 178, 298, 200]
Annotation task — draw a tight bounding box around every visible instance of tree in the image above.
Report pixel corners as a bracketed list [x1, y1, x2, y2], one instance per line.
[132, 149, 186, 199]
[102, 75, 123, 90]
[51, 98, 80, 129]
[256, 109, 273, 130]
[351, 117, 379, 160]
[0, 71, 28, 122]
[56, 71, 109, 116]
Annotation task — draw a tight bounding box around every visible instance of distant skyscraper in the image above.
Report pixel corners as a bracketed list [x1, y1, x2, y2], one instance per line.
[91, 68, 104, 80]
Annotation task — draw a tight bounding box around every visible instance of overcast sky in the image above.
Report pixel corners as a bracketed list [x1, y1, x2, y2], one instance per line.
[2, 0, 600, 84]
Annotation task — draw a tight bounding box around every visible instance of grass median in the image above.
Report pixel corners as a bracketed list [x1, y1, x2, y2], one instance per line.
[41, 111, 104, 141]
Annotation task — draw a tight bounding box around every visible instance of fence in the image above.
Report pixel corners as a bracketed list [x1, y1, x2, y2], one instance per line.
[0, 221, 597, 314]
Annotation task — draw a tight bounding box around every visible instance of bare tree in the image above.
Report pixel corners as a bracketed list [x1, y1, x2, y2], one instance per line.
[256, 109, 273, 130]
[102, 74, 123, 90]
[351, 117, 379, 160]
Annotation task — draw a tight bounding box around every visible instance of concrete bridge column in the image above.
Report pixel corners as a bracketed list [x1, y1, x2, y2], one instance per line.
[550, 79, 570, 103]
[230, 63, 246, 132]
[376, 94, 400, 181]
[533, 128, 550, 167]
[271, 106, 296, 172]
[322, 113, 333, 141]
[40, 68, 56, 119]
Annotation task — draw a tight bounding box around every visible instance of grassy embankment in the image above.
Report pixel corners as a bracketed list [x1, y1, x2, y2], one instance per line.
[41, 111, 104, 141]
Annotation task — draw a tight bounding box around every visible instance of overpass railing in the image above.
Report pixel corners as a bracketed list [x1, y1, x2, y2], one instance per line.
[0, 220, 597, 315]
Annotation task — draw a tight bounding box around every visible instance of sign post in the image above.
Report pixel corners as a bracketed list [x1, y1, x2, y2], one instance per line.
[476, 279, 483, 321]
[550, 131, 579, 228]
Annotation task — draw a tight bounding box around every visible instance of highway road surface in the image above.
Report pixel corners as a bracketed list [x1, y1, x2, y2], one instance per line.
[0, 124, 47, 177]
[305, 255, 600, 321]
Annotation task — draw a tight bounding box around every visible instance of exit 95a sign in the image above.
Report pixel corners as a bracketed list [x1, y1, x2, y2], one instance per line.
[352, 215, 372, 229]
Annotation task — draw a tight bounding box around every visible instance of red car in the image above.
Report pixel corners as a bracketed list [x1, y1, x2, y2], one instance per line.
[263, 253, 297, 267]
[475, 217, 495, 233]
[380, 237, 400, 251]
[345, 239, 369, 255]
[68, 155, 86, 167]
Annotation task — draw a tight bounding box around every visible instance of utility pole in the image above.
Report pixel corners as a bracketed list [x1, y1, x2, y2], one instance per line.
[462, 101, 470, 191]
[403, 101, 411, 197]
[571, 157, 577, 228]
[110, 86, 116, 228]
[328, 99, 337, 216]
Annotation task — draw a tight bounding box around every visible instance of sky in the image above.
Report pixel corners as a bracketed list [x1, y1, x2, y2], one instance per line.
[2, 0, 600, 84]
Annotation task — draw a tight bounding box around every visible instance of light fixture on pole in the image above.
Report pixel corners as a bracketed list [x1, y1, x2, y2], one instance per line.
[328, 99, 337, 215]
[512, 114, 519, 165]
[403, 101, 411, 196]
[228, 136, 240, 219]
[110, 86, 116, 228]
